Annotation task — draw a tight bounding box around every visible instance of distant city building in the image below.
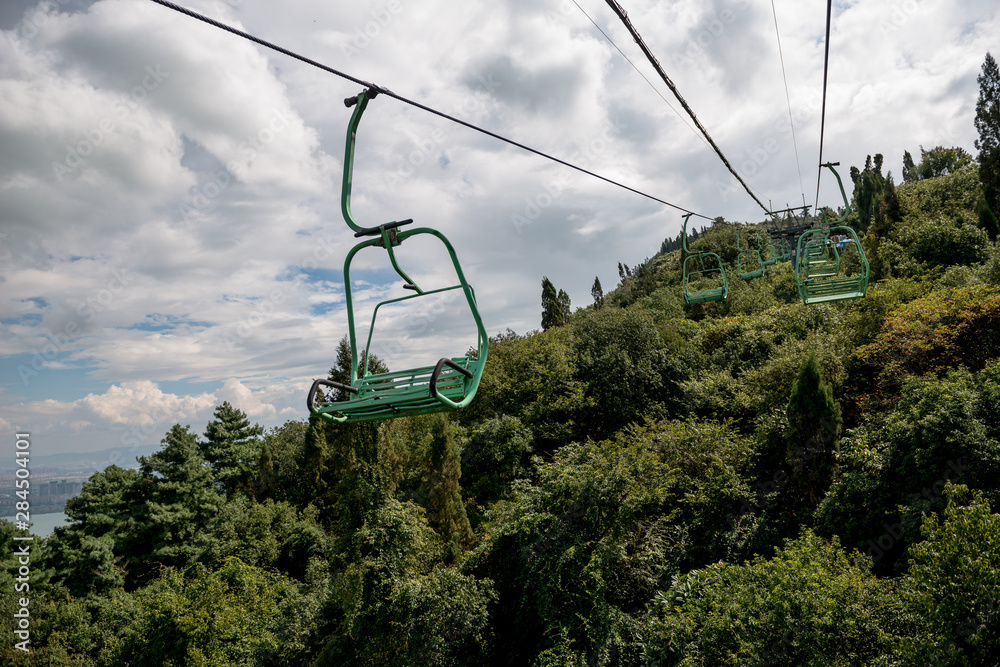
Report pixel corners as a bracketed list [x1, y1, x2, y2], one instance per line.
[38, 479, 83, 497]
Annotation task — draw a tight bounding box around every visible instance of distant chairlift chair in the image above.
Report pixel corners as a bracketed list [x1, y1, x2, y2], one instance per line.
[681, 213, 728, 304]
[760, 229, 780, 267]
[308, 88, 489, 423]
[794, 162, 870, 304]
[771, 236, 792, 263]
[736, 225, 766, 280]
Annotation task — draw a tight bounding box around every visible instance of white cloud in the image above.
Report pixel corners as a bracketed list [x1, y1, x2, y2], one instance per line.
[5, 378, 300, 455]
[1, 0, 998, 454]
[216, 378, 278, 419]
[78, 380, 218, 426]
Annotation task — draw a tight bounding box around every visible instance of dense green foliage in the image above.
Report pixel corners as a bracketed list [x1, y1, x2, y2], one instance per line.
[9, 94, 1000, 664]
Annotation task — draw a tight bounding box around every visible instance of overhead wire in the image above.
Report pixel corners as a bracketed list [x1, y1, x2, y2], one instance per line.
[147, 0, 714, 220]
[567, 0, 712, 155]
[770, 0, 805, 207]
[572, 0, 773, 210]
[814, 0, 834, 211]
[601, 0, 772, 216]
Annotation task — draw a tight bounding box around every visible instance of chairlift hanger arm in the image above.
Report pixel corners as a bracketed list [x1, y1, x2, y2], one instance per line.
[819, 162, 850, 226]
[342, 89, 415, 237]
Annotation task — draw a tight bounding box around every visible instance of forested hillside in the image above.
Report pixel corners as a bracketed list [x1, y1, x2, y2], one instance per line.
[5, 56, 1000, 665]
[4, 148, 1000, 666]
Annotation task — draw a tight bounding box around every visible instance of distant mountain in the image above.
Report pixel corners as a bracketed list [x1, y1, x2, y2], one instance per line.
[0, 444, 160, 475]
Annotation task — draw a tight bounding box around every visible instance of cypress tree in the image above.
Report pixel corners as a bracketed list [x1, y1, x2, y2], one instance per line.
[902, 150, 916, 183]
[541, 276, 563, 330]
[591, 276, 604, 308]
[424, 416, 474, 560]
[785, 352, 842, 505]
[976, 52, 1000, 238]
[852, 154, 886, 231]
[256, 440, 277, 501]
[557, 288, 571, 322]
[302, 415, 329, 498]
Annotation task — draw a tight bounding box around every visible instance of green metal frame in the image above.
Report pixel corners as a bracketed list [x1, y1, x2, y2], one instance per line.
[794, 163, 870, 304]
[771, 237, 792, 262]
[759, 229, 779, 266]
[736, 225, 765, 280]
[681, 214, 728, 304]
[308, 89, 489, 423]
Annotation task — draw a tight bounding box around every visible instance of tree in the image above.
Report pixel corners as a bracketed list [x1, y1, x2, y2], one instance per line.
[978, 195, 1000, 240]
[868, 173, 904, 280]
[302, 415, 329, 500]
[48, 466, 139, 596]
[103, 559, 294, 666]
[646, 531, 906, 666]
[541, 276, 565, 330]
[423, 416, 474, 559]
[903, 486, 1000, 664]
[975, 52, 1000, 236]
[904, 146, 974, 182]
[202, 401, 263, 496]
[851, 153, 886, 230]
[129, 424, 224, 580]
[328, 334, 389, 400]
[591, 276, 603, 308]
[557, 288, 571, 322]
[785, 351, 841, 505]
[902, 149, 917, 182]
[255, 440, 278, 501]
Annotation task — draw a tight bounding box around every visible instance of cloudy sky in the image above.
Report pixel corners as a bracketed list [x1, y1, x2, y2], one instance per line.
[1, 0, 996, 457]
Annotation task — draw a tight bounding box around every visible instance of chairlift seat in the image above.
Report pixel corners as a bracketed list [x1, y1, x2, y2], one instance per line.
[309, 355, 484, 423]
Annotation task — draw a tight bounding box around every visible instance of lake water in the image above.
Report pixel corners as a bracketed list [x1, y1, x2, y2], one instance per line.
[3, 511, 70, 537]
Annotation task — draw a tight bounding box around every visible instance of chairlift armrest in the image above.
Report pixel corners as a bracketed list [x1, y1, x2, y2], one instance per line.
[308, 379, 358, 409]
[429, 358, 474, 401]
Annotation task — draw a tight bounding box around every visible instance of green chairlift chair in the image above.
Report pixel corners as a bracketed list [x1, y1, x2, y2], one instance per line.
[681, 213, 728, 304]
[736, 225, 766, 279]
[794, 163, 870, 304]
[760, 229, 779, 267]
[308, 89, 489, 423]
[771, 236, 792, 262]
